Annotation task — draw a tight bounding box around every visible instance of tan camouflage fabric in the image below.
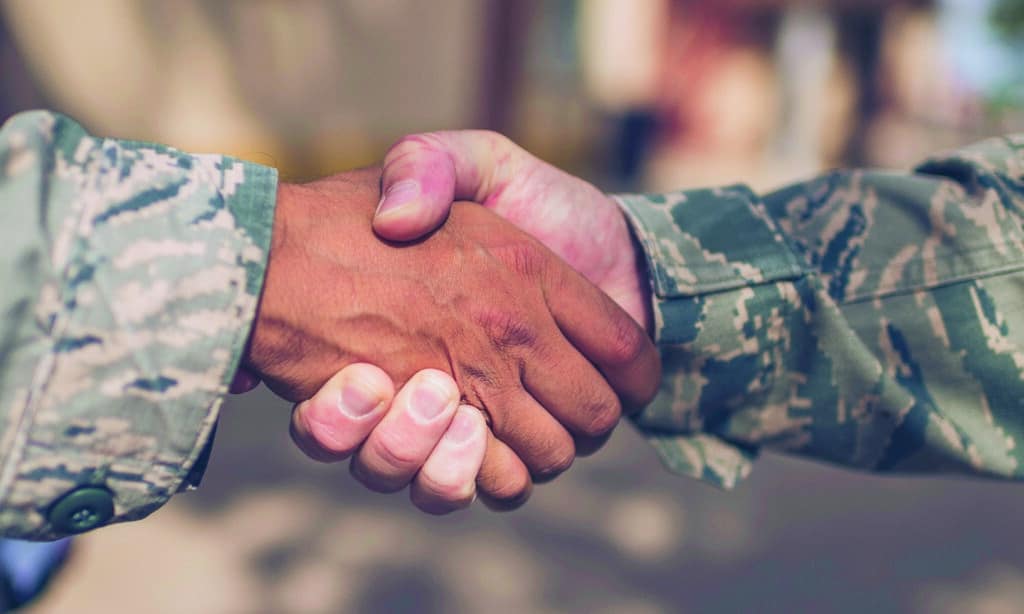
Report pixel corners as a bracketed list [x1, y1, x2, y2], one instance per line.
[0, 112, 277, 539]
[2, 109, 1020, 538]
[618, 134, 1024, 489]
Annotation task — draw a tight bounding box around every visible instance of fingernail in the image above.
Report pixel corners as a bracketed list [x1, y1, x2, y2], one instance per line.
[229, 368, 260, 394]
[376, 180, 420, 215]
[409, 377, 456, 422]
[338, 384, 380, 419]
[443, 408, 480, 446]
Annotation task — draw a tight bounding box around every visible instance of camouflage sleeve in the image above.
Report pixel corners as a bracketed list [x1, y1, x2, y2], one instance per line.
[615, 134, 1024, 488]
[0, 111, 277, 539]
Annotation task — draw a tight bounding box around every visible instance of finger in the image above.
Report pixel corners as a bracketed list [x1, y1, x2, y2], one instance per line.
[374, 131, 522, 241]
[475, 431, 532, 511]
[409, 405, 488, 514]
[229, 367, 261, 394]
[542, 262, 662, 411]
[350, 369, 460, 492]
[290, 363, 394, 462]
[521, 321, 623, 441]
[479, 388, 576, 482]
[575, 429, 614, 457]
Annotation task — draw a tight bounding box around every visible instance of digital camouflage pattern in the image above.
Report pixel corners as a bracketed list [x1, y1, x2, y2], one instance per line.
[0, 112, 277, 539]
[2, 108, 1021, 538]
[618, 134, 1024, 488]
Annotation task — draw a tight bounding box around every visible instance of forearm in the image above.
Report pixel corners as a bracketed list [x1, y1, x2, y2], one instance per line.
[0, 111, 277, 538]
[618, 135, 1024, 486]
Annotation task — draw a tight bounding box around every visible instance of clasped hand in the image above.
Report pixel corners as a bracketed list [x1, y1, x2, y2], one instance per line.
[235, 135, 660, 514]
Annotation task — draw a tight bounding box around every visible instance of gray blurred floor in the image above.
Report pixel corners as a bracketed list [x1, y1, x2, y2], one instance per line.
[29, 386, 1024, 614]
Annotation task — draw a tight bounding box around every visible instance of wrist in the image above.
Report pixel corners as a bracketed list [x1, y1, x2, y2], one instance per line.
[247, 169, 383, 399]
[271, 181, 302, 254]
[609, 197, 655, 335]
[246, 180, 303, 372]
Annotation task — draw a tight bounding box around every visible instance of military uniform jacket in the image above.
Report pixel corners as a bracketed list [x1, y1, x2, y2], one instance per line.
[1, 111, 1022, 539]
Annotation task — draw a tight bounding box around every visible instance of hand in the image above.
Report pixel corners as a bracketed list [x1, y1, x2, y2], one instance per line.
[242, 167, 660, 506]
[290, 364, 487, 514]
[372, 131, 652, 332]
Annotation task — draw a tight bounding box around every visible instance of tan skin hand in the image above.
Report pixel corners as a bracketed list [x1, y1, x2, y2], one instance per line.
[243, 167, 660, 507]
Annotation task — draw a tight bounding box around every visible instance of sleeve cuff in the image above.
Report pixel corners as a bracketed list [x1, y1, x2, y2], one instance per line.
[613, 185, 804, 305]
[0, 112, 277, 538]
[613, 186, 805, 488]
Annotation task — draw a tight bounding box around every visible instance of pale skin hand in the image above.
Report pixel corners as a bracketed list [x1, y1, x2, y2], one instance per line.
[288, 364, 487, 514]
[372, 131, 653, 333]
[286, 365, 536, 512]
[236, 363, 488, 514]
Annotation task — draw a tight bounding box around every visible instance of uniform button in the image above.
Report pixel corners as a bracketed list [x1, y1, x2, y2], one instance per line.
[48, 487, 114, 534]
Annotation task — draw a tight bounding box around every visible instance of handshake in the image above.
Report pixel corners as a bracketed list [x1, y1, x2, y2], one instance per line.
[234, 131, 662, 514]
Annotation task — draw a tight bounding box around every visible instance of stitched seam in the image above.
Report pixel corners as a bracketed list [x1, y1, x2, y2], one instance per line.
[839, 259, 1024, 304]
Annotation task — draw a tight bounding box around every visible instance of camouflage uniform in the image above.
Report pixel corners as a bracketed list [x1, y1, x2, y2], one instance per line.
[2, 110, 1021, 539]
[618, 134, 1024, 488]
[0, 112, 276, 539]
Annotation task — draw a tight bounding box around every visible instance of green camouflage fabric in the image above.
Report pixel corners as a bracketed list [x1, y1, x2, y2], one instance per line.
[617, 134, 1024, 489]
[0, 111, 277, 539]
[3, 109, 1020, 538]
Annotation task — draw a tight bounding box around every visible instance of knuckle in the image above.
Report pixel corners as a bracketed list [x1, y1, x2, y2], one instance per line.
[531, 442, 576, 482]
[604, 314, 649, 367]
[477, 130, 520, 157]
[473, 306, 537, 350]
[577, 394, 622, 438]
[385, 133, 443, 162]
[368, 432, 422, 473]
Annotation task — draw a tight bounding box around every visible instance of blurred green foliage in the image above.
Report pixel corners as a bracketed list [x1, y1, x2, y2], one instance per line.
[992, 0, 1024, 41]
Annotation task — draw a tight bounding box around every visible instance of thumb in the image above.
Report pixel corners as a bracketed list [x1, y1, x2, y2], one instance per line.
[373, 131, 517, 242]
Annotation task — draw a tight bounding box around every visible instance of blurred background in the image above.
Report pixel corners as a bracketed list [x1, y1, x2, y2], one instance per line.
[3, 0, 1024, 612]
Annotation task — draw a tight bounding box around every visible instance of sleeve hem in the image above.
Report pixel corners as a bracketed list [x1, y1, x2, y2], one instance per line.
[639, 429, 756, 490]
[0, 111, 279, 538]
[178, 158, 278, 492]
